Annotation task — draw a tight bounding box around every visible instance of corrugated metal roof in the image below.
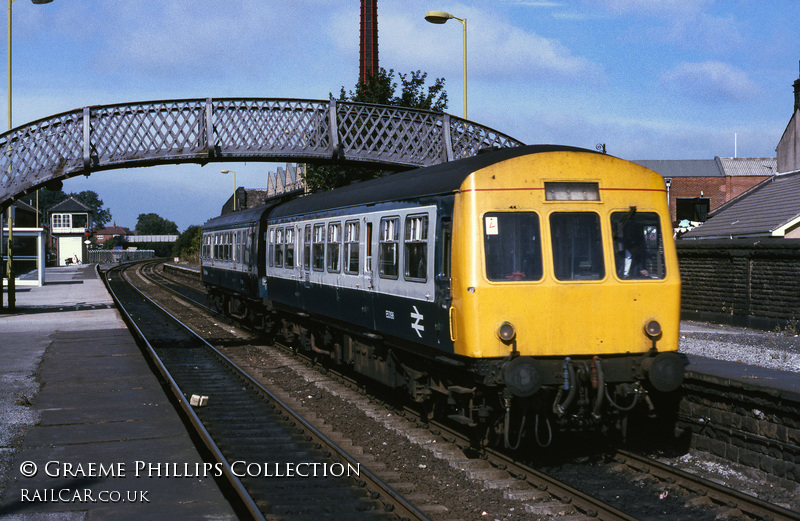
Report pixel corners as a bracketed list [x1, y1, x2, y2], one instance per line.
[681, 170, 800, 239]
[632, 159, 723, 177]
[717, 157, 777, 176]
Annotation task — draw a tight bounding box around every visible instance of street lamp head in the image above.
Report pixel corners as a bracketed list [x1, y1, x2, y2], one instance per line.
[31, 0, 54, 4]
[425, 10, 454, 24]
[221, 169, 234, 174]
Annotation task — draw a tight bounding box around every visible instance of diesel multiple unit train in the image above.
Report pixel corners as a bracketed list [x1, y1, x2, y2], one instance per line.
[201, 144, 684, 448]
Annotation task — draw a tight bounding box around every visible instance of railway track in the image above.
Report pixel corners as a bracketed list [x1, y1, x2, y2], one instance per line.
[103, 261, 432, 521]
[135, 260, 800, 520]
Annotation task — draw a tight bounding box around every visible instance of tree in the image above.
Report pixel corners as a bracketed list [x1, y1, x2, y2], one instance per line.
[135, 213, 178, 235]
[304, 68, 448, 192]
[172, 225, 201, 262]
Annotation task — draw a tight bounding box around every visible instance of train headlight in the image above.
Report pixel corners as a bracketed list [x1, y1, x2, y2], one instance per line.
[644, 320, 661, 339]
[497, 322, 516, 343]
[502, 356, 542, 397]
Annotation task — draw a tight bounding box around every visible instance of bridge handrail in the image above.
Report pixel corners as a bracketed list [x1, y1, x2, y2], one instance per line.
[0, 97, 524, 208]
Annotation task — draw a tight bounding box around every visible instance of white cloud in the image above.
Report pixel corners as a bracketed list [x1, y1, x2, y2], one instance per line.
[597, 0, 743, 52]
[379, 5, 603, 83]
[660, 61, 759, 102]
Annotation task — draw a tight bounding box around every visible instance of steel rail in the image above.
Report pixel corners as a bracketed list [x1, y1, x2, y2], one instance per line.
[114, 260, 432, 521]
[615, 449, 800, 521]
[102, 263, 266, 521]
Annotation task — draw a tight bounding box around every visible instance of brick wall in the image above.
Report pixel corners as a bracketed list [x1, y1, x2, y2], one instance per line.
[668, 176, 768, 223]
[677, 239, 800, 330]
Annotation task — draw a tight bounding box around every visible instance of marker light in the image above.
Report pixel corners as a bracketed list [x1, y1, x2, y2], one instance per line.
[497, 322, 516, 342]
[645, 320, 661, 338]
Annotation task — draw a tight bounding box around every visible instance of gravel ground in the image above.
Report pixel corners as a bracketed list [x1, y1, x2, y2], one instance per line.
[679, 320, 800, 372]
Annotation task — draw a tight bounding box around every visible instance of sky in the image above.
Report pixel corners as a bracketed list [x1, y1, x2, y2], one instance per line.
[4, 0, 799, 231]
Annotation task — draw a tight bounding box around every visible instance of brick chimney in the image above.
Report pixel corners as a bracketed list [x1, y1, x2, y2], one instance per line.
[794, 63, 800, 113]
[360, 0, 378, 83]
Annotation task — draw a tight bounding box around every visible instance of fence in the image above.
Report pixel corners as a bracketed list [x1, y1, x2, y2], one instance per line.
[676, 239, 800, 331]
[88, 249, 155, 264]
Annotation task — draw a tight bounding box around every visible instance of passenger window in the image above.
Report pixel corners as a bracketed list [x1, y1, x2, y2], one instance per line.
[285, 227, 295, 268]
[312, 224, 325, 271]
[268, 229, 275, 267]
[345, 221, 360, 274]
[365, 222, 373, 272]
[303, 224, 311, 271]
[274, 228, 284, 268]
[612, 210, 666, 280]
[484, 212, 543, 281]
[327, 223, 341, 272]
[379, 217, 399, 279]
[550, 213, 604, 281]
[404, 214, 428, 282]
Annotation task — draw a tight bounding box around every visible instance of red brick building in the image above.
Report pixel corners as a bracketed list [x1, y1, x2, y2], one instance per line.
[633, 157, 775, 227]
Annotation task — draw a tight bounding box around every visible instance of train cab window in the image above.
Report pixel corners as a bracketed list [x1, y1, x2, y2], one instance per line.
[345, 221, 360, 274]
[404, 214, 428, 282]
[285, 227, 295, 268]
[484, 212, 543, 281]
[379, 217, 400, 279]
[327, 223, 341, 272]
[274, 228, 284, 267]
[303, 224, 311, 271]
[550, 213, 604, 281]
[312, 223, 325, 271]
[612, 211, 666, 280]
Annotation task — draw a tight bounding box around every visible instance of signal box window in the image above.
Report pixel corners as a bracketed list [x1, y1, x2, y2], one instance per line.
[612, 211, 666, 280]
[550, 213, 604, 281]
[404, 214, 428, 282]
[327, 223, 341, 272]
[312, 224, 325, 271]
[484, 212, 542, 281]
[345, 221, 360, 274]
[379, 217, 400, 279]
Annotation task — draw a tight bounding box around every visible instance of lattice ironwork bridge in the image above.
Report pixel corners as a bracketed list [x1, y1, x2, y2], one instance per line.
[0, 98, 524, 209]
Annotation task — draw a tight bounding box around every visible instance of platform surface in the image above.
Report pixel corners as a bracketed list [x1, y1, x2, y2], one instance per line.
[0, 265, 236, 520]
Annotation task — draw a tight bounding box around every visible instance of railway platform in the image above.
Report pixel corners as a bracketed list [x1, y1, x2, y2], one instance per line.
[0, 264, 236, 520]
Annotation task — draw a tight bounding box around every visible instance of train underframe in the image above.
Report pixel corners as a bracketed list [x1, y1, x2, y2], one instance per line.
[208, 286, 683, 450]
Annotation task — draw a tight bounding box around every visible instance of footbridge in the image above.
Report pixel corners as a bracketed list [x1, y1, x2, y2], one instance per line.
[0, 97, 524, 209]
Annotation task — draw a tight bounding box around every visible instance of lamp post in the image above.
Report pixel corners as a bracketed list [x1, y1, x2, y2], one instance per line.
[4, 0, 53, 312]
[221, 169, 237, 211]
[425, 10, 467, 119]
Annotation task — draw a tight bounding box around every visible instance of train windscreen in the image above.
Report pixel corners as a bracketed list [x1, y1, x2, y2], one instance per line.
[483, 212, 543, 281]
